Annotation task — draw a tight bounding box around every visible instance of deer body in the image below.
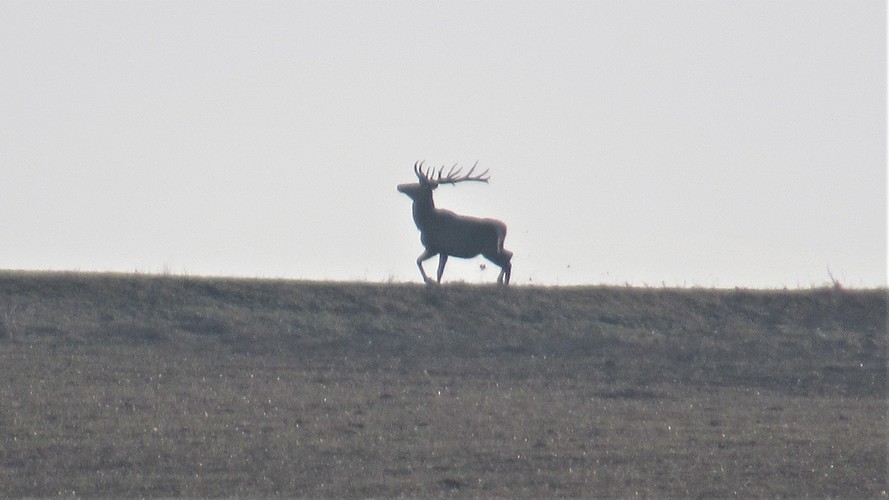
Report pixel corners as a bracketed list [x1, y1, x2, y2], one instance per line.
[398, 161, 513, 285]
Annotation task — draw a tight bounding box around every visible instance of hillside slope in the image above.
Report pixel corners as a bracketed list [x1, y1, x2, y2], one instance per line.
[1, 271, 885, 395]
[0, 271, 886, 497]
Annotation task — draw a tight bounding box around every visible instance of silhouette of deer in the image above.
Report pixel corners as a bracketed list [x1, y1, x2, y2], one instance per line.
[398, 161, 513, 285]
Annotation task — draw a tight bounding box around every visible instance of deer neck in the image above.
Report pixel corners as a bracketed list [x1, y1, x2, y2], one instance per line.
[411, 193, 438, 229]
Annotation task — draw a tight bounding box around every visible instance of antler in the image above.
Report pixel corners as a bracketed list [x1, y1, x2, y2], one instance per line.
[413, 161, 489, 186]
[413, 160, 432, 184]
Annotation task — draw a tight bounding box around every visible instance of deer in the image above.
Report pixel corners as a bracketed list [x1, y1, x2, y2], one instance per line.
[397, 161, 513, 285]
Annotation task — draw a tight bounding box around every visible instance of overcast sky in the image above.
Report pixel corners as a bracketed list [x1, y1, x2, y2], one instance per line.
[1, 0, 885, 288]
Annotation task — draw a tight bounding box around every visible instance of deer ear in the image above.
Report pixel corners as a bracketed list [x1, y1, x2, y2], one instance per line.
[430, 183, 439, 190]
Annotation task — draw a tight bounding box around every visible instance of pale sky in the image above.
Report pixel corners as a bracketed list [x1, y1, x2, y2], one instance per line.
[1, 0, 886, 288]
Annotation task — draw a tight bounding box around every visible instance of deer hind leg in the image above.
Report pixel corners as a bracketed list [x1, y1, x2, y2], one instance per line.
[416, 249, 438, 284]
[436, 254, 449, 283]
[484, 249, 513, 285]
[499, 249, 513, 285]
[499, 259, 512, 285]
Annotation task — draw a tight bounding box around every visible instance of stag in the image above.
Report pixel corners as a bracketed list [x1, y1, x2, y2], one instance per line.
[397, 161, 512, 285]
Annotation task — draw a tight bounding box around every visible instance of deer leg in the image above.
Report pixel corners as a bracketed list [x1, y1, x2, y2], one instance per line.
[498, 261, 512, 285]
[485, 249, 513, 286]
[436, 254, 449, 283]
[501, 249, 513, 285]
[416, 249, 437, 284]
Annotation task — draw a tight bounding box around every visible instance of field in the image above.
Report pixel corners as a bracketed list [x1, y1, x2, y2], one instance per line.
[0, 271, 886, 497]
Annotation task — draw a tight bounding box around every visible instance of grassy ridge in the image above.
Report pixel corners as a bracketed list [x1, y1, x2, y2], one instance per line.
[0, 271, 886, 496]
[2, 271, 884, 393]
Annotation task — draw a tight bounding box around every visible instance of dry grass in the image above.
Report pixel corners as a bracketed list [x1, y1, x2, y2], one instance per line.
[0, 271, 885, 497]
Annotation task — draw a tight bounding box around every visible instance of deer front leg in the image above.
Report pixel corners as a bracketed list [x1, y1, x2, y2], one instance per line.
[436, 254, 449, 283]
[416, 249, 437, 284]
